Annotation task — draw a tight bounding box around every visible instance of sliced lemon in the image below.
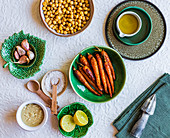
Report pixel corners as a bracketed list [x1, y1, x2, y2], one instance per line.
[74, 110, 88, 126]
[60, 115, 76, 132]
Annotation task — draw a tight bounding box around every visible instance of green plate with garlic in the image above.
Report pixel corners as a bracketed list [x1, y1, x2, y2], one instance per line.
[0, 30, 46, 79]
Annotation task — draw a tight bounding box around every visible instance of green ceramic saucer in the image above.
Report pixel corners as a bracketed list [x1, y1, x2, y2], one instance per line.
[69, 46, 126, 103]
[57, 102, 93, 137]
[113, 6, 152, 46]
[105, 0, 166, 60]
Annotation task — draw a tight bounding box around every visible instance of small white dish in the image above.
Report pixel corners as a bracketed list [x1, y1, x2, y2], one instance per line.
[41, 69, 68, 98]
[116, 11, 142, 38]
[16, 100, 48, 131]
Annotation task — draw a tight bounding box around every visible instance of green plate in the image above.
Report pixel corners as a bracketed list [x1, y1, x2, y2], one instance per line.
[1, 30, 46, 79]
[57, 102, 93, 137]
[113, 6, 152, 46]
[69, 46, 126, 103]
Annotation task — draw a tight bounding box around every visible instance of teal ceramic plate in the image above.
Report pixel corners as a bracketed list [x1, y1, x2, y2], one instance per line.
[57, 102, 93, 137]
[1, 30, 46, 79]
[105, 0, 166, 60]
[69, 46, 126, 103]
[113, 6, 152, 46]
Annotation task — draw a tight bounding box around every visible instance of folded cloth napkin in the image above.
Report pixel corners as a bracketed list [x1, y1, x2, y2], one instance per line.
[113, 73, 170, 138]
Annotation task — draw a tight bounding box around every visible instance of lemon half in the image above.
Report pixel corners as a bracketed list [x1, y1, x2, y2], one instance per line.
[74, 110, 88, 126]
[60, 115, 76, 132]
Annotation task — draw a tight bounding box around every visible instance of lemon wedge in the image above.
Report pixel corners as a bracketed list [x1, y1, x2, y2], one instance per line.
[60, 115, 76, 132]
[73, 110, 88, 126]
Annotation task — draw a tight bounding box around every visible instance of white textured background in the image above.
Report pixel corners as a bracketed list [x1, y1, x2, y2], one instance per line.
[0, 0, 170, 138]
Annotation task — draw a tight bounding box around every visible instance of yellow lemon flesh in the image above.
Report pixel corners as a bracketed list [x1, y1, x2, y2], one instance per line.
[74, 110, 88, 126]
[60, 115, 76, 132]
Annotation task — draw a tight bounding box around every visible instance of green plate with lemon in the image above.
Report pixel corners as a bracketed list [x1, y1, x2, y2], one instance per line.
[57, 102, 93, 137]
[113, 6, 152, 46]
[69, 46, 126, 103]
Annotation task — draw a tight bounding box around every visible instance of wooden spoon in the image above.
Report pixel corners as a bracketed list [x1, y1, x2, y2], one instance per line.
[26, 80, 52, 107]
[51, 78, 60, 115]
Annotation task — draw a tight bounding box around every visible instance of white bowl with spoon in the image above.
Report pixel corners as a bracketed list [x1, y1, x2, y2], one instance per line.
[16, 100, 48, 131]
[116, 11, 142, 37]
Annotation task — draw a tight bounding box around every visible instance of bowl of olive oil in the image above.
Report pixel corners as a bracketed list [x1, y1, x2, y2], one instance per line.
[116, 11, 142, 38]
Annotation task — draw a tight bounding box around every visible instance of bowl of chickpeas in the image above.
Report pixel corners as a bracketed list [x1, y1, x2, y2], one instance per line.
[40, 0, 94, 37]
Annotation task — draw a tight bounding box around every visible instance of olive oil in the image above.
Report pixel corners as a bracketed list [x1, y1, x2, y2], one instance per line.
[119, 14, 139, 34]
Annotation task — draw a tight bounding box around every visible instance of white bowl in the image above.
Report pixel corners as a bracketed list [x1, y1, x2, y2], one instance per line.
[16, 100, 48, 131]
[116, 11, 142, 38]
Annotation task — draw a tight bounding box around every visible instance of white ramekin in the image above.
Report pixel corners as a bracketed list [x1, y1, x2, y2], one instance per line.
[16, 100, 48, 131]
[116, 11, 142, 38]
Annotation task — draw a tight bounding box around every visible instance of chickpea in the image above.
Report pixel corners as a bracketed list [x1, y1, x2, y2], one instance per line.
[70, 1, 74, 5]
[78, 27, 81, 30]
[57, 30, 60, 33]
[66, 27, 69, 31]
[64, 31, 67, 34]
[45, 18, 50, 22]
[60, 30, 64, 34]
[74, 29, 77, 32]
[65, 3, 68, 8]
[68, 23, 72, 27]
[42, 2, 47, 6]
[58, 20, 62, 24]
[53, 20, 57, 24]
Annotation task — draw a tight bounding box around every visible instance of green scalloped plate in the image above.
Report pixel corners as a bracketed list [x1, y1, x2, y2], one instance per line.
[57, 102, 93, 138]
[69, 46, 126, 103]
[1, 30, 46, 79]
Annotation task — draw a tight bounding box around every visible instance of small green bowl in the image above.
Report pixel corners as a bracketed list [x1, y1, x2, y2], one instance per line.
[11, 44, 37, 68]
[57, 102, 93, 137]
[1, 30, 46, 79]
[69, 46, 126, 103]
[113, 6, 152, 46]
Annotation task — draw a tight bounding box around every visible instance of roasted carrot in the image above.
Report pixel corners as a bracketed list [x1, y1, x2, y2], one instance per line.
[105, 71, 112, 97]
[87, 53, 93, 62]
[95, 46, 116, 80]
[72, 66, 100, 96]
[77, 62, 95, 83]
[95, 53, 108, 94]
[78, 66, 103, 95]
[90, 56, 103, 92]
[103, 57, 114, 94]
[79, 54, 91, 68]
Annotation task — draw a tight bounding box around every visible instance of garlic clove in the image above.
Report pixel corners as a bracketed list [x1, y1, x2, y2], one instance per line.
[14, 50, 20, 60]
[27, 50, 35, 60]
[16, 46, 26, 56]
[21, 39, 29, 51]
[13, 55, 29, 64]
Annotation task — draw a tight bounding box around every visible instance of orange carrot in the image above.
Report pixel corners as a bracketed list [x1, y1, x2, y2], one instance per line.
[87, 53, 93, 62]
[90, 56, 103, 92]
[103, 57, 114, 94]
[78, 66, 103, 95]
[77, 62, 95, 83]
[95, 53, 108, 94]
[72, 66, 100, 96]
[105, 71, 112, 97]
[79, 54, 91, 68]
[95, 46, 116, 80]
